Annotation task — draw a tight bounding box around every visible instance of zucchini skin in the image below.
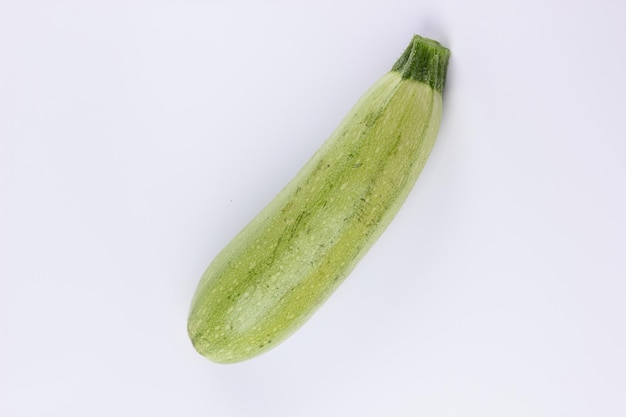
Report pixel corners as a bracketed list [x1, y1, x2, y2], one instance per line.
[188, 36, 449, 363]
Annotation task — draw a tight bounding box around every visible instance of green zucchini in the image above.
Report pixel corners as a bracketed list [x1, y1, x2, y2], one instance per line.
[188, 35, 450, 363]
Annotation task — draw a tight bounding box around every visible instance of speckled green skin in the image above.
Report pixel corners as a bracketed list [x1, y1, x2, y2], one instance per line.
[188, 36, 449, 363]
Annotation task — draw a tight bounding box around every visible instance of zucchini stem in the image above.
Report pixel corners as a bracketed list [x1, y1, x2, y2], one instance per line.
[391, 35, 450, 94]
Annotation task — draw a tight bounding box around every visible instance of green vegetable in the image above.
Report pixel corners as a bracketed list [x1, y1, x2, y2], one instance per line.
[188, 35, 450, 363]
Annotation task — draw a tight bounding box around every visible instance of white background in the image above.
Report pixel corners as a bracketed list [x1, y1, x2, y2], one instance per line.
[1, 1, 625, 416]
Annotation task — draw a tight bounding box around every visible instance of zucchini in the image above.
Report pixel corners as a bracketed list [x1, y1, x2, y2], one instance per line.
[188, 35, 450, 363]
